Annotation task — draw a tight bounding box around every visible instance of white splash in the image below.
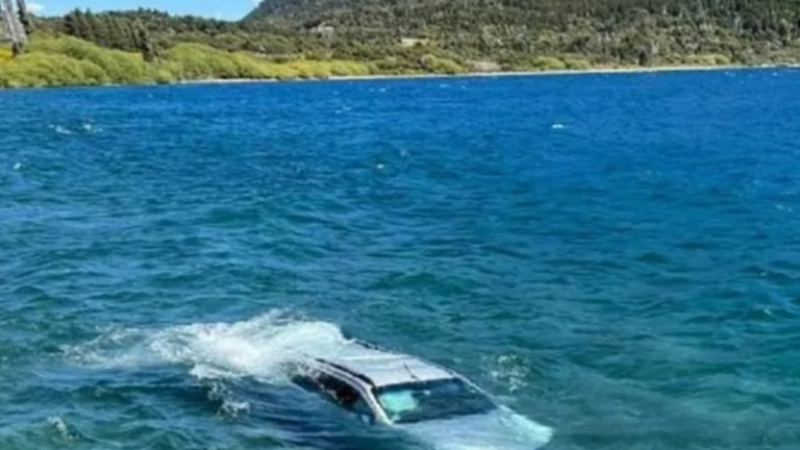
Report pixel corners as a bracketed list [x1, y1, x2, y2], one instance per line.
[551, 123, 566, 130]
[66, 311, 350, 383]
[488, 354, 530, 393]
[47, 417, 75, 441]
[219, 399, 252, 418]
[51, 125, 72, 135]
[13, 162, 22, 171]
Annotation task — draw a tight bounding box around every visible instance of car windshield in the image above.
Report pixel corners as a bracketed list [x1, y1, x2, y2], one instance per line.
[374, 378, 496, 424]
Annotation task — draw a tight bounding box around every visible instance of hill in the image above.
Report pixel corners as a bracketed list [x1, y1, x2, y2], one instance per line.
[245, 0, 800, 67]
[246, 0, 800, 32]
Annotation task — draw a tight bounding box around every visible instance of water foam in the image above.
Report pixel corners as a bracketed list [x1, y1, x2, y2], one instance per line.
[50, 125, 72, 135]
[46, 417, 75, 442]
[487, 354, 531, 394]
[66, 311, 350, 383]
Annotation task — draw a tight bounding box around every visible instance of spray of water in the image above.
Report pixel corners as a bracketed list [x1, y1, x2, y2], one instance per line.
[65, 311, 351, 383]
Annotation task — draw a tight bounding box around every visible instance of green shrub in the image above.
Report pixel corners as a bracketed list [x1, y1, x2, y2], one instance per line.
[0, 52, 111, 87]
[163, 43, 239, 79]
[563, 57, 592, 70]
[28, 35, 151, 84]
[0, 48, 12, 64]
[0, 33, 437, 88]
[420, 54, 465, 74]
[679, 53, 733, 66]
[531, 56, 568, 71]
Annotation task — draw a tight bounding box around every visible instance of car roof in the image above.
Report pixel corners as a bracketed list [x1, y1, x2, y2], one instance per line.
[316, 341, 456, 388]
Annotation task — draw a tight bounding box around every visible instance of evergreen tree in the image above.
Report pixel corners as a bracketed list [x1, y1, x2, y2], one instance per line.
[63, 9, 95, 41]
[91, 15, 111, 47]
[62, 9, 80, 36]
[108, 17, 131, 50]
[133, 20, 157, 61]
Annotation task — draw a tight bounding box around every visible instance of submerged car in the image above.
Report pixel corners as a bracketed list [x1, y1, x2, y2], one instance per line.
[290, 341, 553, 450]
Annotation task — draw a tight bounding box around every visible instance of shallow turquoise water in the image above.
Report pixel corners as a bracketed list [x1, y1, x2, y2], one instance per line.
[1, 70, 799, 449]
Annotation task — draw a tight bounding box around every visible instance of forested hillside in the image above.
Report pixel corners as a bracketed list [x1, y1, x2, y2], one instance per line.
[246, 0, 800, 67]
[33, 1, 800, 69]
[248, 0, 800, 29]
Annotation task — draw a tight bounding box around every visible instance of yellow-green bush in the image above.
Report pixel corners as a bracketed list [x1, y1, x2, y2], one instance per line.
[683, 53, 732, 66]
[502, 55, 574, 72]
[329, 60, 371, 77]
[286, 59, 332, 79]
[563, 57, 593, 70]
[162, 43, 241, 79]
[28, 35, 151, 84]
[0, 52, 111, 87]
[158, 44, 371, 81]
[231, 52, 273, 78]
[0, 48, 12, 64]
[149, 59, 182, 84]
[368, 57, 419, 75]
[0, 35, 385, 88]
[420, 54, 465, 74]
[530, 56, 568, 71]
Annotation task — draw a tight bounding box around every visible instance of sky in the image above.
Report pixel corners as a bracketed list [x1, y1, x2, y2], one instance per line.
[30, 0, 260, 20]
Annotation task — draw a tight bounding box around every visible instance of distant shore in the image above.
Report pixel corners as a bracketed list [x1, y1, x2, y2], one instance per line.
[181, 63, 800, 86]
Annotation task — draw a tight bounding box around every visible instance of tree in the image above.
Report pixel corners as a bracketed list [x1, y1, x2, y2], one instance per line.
[133, 20, 157, 61]
[11, 41, 23, 57]
[16, 0, 32, 34]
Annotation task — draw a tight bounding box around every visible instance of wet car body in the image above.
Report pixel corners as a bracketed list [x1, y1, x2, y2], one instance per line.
[289, 341, 553, 450]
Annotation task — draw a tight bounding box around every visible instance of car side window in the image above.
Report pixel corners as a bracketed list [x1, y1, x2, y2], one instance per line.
[316, 373, 374, 420]
[351, 397, 374, 422]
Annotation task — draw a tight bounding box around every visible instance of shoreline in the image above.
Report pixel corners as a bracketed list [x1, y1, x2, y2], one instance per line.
[180, 63, 800, 86]
[4, 62, 798, 91]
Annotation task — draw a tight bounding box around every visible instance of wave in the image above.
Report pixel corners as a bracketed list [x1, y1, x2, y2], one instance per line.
[65, 311, 351, 383]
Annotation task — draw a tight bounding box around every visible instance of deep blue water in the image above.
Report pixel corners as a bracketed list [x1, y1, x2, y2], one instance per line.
[1, 70, 799, 450]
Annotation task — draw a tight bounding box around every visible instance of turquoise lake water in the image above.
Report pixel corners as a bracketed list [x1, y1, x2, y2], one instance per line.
[1, 70, 799, 449]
